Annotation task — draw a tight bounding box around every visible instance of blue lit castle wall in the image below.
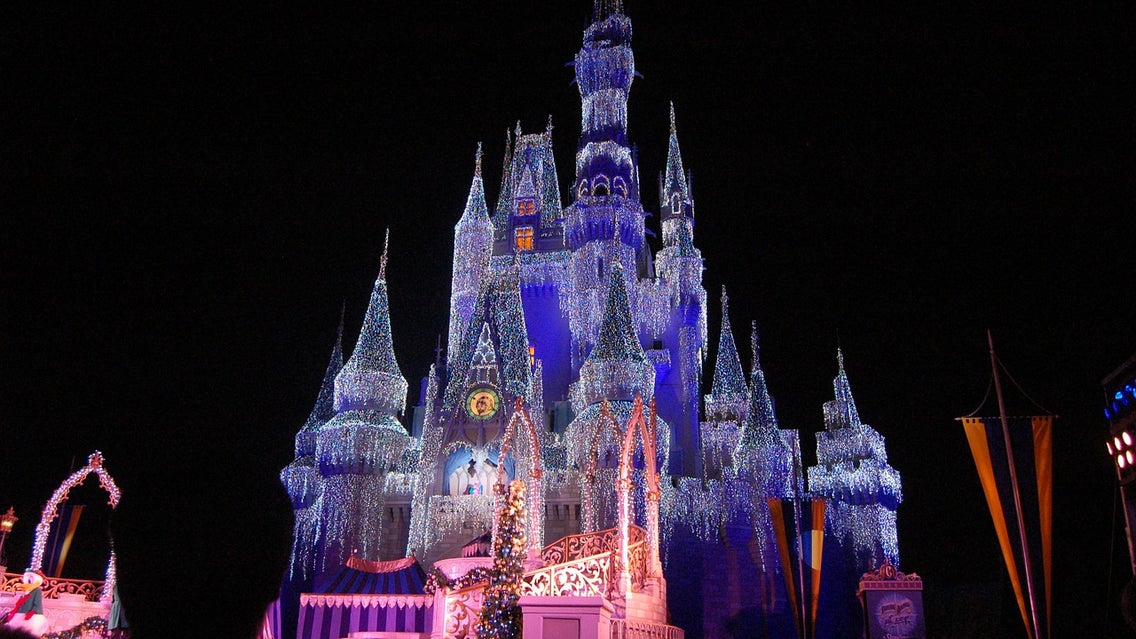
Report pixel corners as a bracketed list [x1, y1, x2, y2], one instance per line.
[282, 2, 904, 638]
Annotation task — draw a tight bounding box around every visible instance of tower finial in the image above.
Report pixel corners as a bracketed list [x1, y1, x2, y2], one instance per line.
[669, 101, 677, 136]
[751, 320, 760, 367]
[593, 0, 624, 21]
[515, 120, 523, 137]
[379, 228, 390, 280]
[546, 114, 554, 134]
[475, 142, 483, 179]
[338, 300, 346, 341]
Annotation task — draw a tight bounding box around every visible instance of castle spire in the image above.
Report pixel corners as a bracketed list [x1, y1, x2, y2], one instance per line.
[828, 348, 861, 429]
[809, 347, 903, 568]
[449, 146, 495, 367]
[577, 263, 654, 406]
[378, 227, 390, 281]
[710, 286, 746, 399]
[458, 143, 490, 226]
[747, 321, 777, 431]
[280, 314, 345, 581]
[282, 315, 344, 480]
[493, 128, 515, 227]
[736, 321, 779, 455]
[570, 0, 636, 203]
[661, 102, 692, 224]
[333, 233, 408, 416]
[732, 319, 801, 515]
[593, 0, 624, 21]
[590, 263, 644, 362]
[296, 315, 345, 454]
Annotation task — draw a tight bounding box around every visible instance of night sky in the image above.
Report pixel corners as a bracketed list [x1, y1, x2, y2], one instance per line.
[2, 2, 1133, 637]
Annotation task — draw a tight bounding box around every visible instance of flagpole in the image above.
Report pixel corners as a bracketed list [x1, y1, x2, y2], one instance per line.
[988, 329, 1043, 639]
[791, 445, 809, 639]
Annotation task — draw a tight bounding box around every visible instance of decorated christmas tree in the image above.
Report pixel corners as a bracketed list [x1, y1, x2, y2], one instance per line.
[477, 480, 527, 639]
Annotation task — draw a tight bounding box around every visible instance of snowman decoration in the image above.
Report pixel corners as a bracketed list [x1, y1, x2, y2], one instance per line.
[3, 570, 50, 636]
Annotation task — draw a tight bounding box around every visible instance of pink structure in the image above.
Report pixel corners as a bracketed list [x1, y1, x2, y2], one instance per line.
[429, 395, 679, 639]
[268, 396, 679, 639]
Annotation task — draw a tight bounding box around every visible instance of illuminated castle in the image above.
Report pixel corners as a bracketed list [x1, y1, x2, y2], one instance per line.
[279, 2, 902, 637]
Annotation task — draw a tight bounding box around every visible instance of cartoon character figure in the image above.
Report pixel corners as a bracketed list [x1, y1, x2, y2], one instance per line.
[3, 570, 50, 636]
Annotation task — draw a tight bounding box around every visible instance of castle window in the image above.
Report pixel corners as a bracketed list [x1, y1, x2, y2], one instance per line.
[592, 175, 610, 197]
[528, 345, 535, 368]
[514, 226, 534, 251]
[613, 176, 628, 197]
[516, 199, 536, 217]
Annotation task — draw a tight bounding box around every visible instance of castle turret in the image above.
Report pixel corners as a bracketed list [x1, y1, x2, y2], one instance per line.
[577, 262, 654, 407]
[650, 105, 706, 476]
[653, 106, 703, 296]
[660, 102, 694, 246]
[571, 0, 637, 205]
[735, 321, 799, 497]
[561, 0, 652, 386]
[448, 144, 494, 362]
[807, 349, 902, 570]
[492, 122, 563, 257]
[705, 286, 748, 422]
[281, 316, 343, 582]
[315, 232, 413, 572]
[493, 128, 514, 227]
[566, 259, 666, 531]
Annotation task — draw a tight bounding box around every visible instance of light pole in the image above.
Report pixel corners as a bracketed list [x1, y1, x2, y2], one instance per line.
[0, 506, 17, 573]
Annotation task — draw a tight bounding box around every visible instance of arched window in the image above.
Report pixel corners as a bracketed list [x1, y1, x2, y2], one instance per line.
[613, 176, 628, 198]
[592, 175, 610, 197]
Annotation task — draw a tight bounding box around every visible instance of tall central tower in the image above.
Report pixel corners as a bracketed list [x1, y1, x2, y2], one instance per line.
[561, 0, 648, 357]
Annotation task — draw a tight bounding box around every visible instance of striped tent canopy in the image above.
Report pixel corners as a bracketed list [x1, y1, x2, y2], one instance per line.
[313, 556, 427, 595]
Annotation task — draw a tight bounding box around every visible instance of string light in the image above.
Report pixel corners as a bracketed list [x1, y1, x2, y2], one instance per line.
[476, 480, 527, 639]
[30, 452, 120, 578]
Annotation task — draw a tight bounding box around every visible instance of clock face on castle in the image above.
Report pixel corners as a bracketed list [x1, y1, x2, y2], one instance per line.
[465, 388, 501, 420]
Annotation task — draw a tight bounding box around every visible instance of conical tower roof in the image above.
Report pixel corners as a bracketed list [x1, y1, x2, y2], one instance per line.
[710, 286, 746, 398]
[825, 348, 861, 430]
[493, 128, 515, 229]
[442, 264, 533, 410]
[457, 143, 491, 230]
[662, 103, 691, 214]
[736, 321, 779, 453]
[281, 314, 344, 508]
[578, 263, 653, 406]
[590, 264, 645, 362]
[334, 231, 408, 416]
[296, 316, 345, 456]
[593, 0, 624, 21]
